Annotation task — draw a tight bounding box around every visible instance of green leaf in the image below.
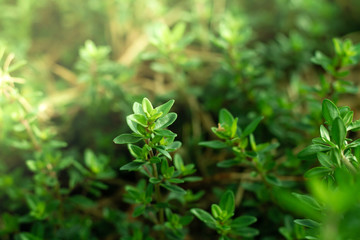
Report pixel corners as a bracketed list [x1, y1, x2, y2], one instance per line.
[217, 159, 240, 168]
[219, 108, 234, 126]
[265, 175, 282, 186]
[120, 160, 145, 171]
[347, 139, 360, 148]
[322, 99, 340, 125]
[199, 140, 228, 149]
[312, 137, 328, 145]
[241, 116, 263, 138]
[348, 119, 360, 131]
[126, 116, 140, 134]
[167, 178, 184, 184]
[174, 154, 184, 170]
[155, 146, 172, 160]
[161, 158, 169, 174]
[249, 134, 256, 151]
[231, 216, 257, 229]
[165, 167, 175, 179]
[219, 190, 235, 216]
[294, 219, 320, 229]
[317, 152, 333, 168]
[179, 215, 194, 226]
[161, 183, 186, 194]
[232, 227, 259, 237]
[133, 205, 146, 217]
[149, 177, 162, 184]
[132, 102, 144, 115]
[128, 144, 143, 159]
[155, 99, 175, 115]
[320, 125, 330, 141]
[154, 113, 177, 129]
[230, 118, 238, 138]
[149, 156, 161, 164]
[128, 114, 148, 127]
[145, 184, 153, 201]
[311, 51, 332, 71]
[298, 144, 332, 159]
[183, 176, 202, 182]
[154, 129, 177, 138]
[8, 60, 27, 73]
[211, 204, 222, 219]
[191, 208, 217, 229]
[113, 134, 142, 144]
[343, 111, 354, 126]
[84, 149, 106, 174]
[304, 167, 331, 178]
[142, 98, 153, 115]
[18, 232, 43, 240]
[26, 160, 37, 172]
[166, 141, 182, 151]
[292, 193, 322, 211]
[331, 117, 346, 148]
[172, 22, 186, 41]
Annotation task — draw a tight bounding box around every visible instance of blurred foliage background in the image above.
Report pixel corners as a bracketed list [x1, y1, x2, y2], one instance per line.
[0, 0, 360, 239]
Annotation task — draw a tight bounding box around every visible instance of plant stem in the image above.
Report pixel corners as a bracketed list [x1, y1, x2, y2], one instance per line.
[152, 162, 164, 225]
[341, 153, 357, 174]
[20, 118, 41, 151]
[145, 139, 165, 226]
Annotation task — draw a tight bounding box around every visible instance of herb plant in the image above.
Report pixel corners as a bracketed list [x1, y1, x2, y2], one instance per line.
[1, 1, 360, 239]
[114, 98, 199, 239]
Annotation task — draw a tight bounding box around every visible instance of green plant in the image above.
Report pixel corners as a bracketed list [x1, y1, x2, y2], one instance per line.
[276, 99, 360, 240]
[311, 38, 360, 100]
[0, 47, 119, 240]
[191, 190, 258, 240]
[1, 1, 360, 239]
[113, 98, 200, 239]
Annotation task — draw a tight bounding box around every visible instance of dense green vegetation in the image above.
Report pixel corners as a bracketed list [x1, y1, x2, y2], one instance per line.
[1, 0, 360, 239]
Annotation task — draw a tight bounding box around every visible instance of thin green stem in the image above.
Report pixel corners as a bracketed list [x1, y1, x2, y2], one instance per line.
[341, 152, 357, 174]
[145, 139, 165, 228]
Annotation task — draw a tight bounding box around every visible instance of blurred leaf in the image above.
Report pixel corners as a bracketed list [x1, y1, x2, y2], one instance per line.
[231, 215, 257, 229]
[241, 116, 263, 138]
[232, 227, 259, 237]
[305, 167, 331, 178]
[161, 183, 186, 194]
[211, 204, 222, 219]
[133, 205, 146, 217]
[294, 219, 320, 229]
[322, 99, 340, 125]
[348, 119, 360, 131]
[317, 152, 333, 168]
[219, 190, 235, 216]
[292, 193, 322, 211]
[113, 133, 142, 144]
[26, 160, 37, 172]
[199, 140, 228, 149]
[331, 117, 346, 148]
[120, 160, 145, 171]
[219, 108, 234, 126]
[265, 175, 282, 186]
[191, 208, 217, 229]
[298, 144, 332, 159]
